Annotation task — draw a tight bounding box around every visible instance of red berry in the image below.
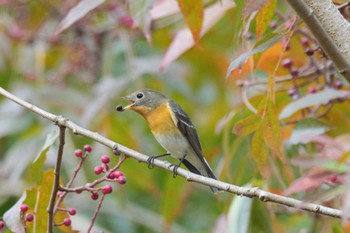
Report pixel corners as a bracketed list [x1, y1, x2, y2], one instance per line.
[102, 185, 113, 194]
[74, 149, 83, 157]
[20, 204, 29, 212]
[290, 67, 299, 77]
[305, 48, 314, 56]
[94, 166, 103, 175]
[63, 218, 71, 226]
[113, 171, 124, 179]
[108, 173, 115, 179]
[84, 144, 92, 152]
[117, 176, 127, 185]
[26, 214, 34, 222]
[308, 86, 317, 94]
[91, 192, 99, 200]
[281, 58, 293, 69]
[0, 221, 5, 230]
[75, 189, 83, 194]
[301, 37, 309, 47]
[101, 155, 110, 164]
[68, 208, 77, 216]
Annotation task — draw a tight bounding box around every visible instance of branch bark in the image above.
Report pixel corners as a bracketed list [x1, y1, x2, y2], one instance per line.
[0, 86, 343, 219]
[286, 0, 350, 82]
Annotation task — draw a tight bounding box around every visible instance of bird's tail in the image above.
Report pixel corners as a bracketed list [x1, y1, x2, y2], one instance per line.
[183, 159, 219, 193]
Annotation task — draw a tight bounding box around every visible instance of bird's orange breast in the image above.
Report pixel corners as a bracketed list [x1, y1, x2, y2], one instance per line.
[145, 102, 179, 135]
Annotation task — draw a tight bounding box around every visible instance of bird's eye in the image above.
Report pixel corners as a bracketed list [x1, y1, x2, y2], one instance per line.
[136, 93, 143, 99]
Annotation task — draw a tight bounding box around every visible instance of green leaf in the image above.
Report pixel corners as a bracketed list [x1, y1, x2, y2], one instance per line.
[255, 0, 277, 39]
[227, 186, 253, 233]
[251, 124, 267, 166]
[233, 114, 260, 136]
[129, 0, 154, 43]
[25, 129, 59, 185]
[279, 89, 350, 119]
[177, 0, 204, 43]
[289, 118, 332, 144]
[262, 99, 284, 161]
[226, 33, 283, 78]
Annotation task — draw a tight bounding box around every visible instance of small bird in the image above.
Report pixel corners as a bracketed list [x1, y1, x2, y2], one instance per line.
[117, 89, 219, 193]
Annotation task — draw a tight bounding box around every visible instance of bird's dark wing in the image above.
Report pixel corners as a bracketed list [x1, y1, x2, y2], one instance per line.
[168, 100, 203, 158]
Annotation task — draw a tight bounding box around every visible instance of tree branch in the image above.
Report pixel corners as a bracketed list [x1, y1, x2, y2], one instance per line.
[0, 86, 343, 219]
[286, 0, 350, 82]
[47, 125, 66, 233]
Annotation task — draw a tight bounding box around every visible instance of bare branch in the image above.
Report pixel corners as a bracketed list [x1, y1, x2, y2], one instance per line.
[0, 86, 343, 219]
[286, 0, 350, 82]
[47, 125, 66, 233]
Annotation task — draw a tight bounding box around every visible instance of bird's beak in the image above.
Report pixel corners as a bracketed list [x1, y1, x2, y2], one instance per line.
[116, 96, 135, 112]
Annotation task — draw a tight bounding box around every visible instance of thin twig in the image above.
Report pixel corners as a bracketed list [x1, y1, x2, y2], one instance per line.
[0, 87, 344, 219]
[53, 150, 89, 215]
[87, 194, 105, 233]
[47, 125, 66, 233]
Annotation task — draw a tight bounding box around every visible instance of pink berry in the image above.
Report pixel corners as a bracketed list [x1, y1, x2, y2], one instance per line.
[287, 88, 297, 97]
[281, 58, 293, 69]
[108, 173, 115, 179]
[102, 185, 113, 194]
[26, 214, 34, 222]
[117, 176, 127, 185]
[305, 48, 314, 56]
[68, 208, 77, 216]
[0, 221, 5, 229]
[74, 149, 83, 157]
[113, 171, 124, 179]
[308, 86, 317, 94]
[91, 192, 99, 200]
[63, 218, 71, 226]
[84, 144, 92, 152]
[334, 79, 343, 89]
[301, 37, 309, 47]
[20, 204, 29, 212]
[270, 21, 277, 29]
[119, 15, 136, 28]
[101, 155, 110, 164]
[94, 166, 103, 175]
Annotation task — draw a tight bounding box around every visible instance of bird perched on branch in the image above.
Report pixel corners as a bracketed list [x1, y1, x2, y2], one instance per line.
[117, 89, 219, 193]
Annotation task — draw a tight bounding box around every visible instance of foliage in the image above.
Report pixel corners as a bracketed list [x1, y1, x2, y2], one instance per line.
[0, 0, 350, 232]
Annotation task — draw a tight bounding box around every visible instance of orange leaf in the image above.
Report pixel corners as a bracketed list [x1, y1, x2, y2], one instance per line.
[177, 0, 204, 43]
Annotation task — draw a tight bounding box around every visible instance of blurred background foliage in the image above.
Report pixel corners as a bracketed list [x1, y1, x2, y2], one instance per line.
[0, 0, 350, 232]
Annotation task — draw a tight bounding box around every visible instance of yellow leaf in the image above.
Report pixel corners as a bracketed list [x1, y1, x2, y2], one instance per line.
[256, 0, 277, 39]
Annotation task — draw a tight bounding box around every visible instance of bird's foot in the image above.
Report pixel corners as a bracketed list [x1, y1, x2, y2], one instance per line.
[169, 164, 180, 178]
[147, 153, 170, 169]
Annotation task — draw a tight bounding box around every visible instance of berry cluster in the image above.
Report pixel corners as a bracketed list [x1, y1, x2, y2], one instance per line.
[19, 203, 34, 231]
[52, 144, 127, 230]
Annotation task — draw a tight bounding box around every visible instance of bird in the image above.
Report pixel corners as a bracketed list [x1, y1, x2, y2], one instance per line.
[116, 89, 219, 193]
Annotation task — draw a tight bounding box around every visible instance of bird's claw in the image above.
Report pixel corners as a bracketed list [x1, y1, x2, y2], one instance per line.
[169, 164, 180, 178]
[147, 156, 156, 169]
